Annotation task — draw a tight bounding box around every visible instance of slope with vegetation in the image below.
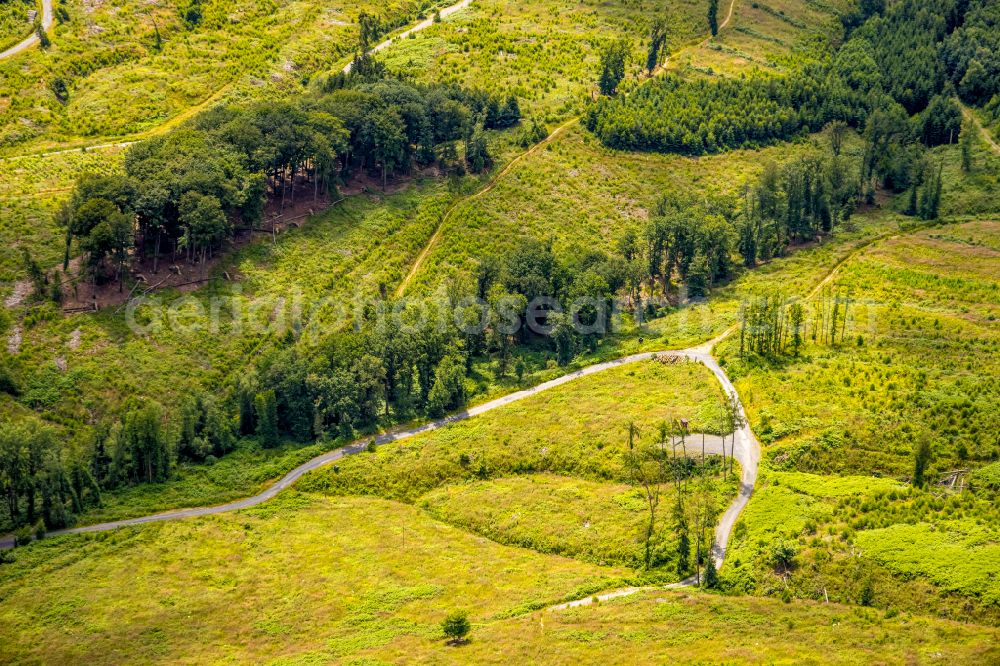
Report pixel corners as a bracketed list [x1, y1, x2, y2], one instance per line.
[377, 0, 708, 124]
[2, 0, 1000, 658]
[717, 217, 1000, 622]
[0, 0, 443, 153]
[3, 492, 998, 664]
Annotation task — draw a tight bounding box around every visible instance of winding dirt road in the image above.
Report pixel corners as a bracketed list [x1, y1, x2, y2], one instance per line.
[342, 0, 473, 74]
[1, 1, 759, 565]
[962, 104, 1000, 156]
[0, 0, 53, 60]
[0, 0, 473, 160]
[0, 334, 759, 555]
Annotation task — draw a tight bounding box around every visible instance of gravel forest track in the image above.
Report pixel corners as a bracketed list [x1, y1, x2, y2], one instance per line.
[343, 0, 473, 75]
[0, 0, 52, 60]
[0, 0, 767, 567]
[962, 103, 1000, 155]
[0, 334, 758, 554]
[0, 0, 475, 161]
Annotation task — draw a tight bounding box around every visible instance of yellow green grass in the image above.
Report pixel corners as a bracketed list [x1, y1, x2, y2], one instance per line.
[675, 0, 851, 76]
[299, 359, 729, 502]
[3, 491, 996, 664]
[723, 219, 1000, 476]
[725, 469, 1000, 623]
[717, 218, 1000, 622]
[0, 493, 628, 664]
[420, 472, 738, 568]
[6, 182, 454, 433]
[378, 0, 707, 123]
[407, 125, 865, 296]
[299, 359, 736, 576]
[0, 147, 126, 280]
[0, 0, 34, 52]
[0, 0, 424, 153]
[364, 590, 1000, 664]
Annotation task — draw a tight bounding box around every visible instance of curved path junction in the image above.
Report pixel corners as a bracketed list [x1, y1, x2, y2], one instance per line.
[0, 331, 761, 581]
[0, 0, 53, 60]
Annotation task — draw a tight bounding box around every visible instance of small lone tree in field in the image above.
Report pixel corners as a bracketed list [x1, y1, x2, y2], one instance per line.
[959, 117, 974, 173]
[442, 610, 471, 645]
[598, 40, 630, 96]
[913, 435, 932, 487]
[703, 554, 720, 589]
[708, 0, 719, 37]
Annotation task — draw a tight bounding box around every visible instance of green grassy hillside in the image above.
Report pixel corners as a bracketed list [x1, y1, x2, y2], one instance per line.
[718, 218, 1000, 622]
[1, 499, 995, 663]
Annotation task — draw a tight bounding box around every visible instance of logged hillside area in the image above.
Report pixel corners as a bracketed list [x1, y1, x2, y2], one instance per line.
[2, 0, 1000, 661]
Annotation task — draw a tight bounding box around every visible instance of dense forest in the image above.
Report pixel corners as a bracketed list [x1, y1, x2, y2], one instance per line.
[585, 0, 998, 155]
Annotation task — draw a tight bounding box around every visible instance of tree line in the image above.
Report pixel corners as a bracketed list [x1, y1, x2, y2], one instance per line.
[0, 235, 637, 532]
[585, 0, 998, 157]
[617, 136, 862, 311]
[239, 237, 632, 446]
[56, 73, 520, 290]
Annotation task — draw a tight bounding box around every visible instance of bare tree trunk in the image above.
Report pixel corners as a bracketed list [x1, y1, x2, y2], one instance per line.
[280, 165, 288, 212]
[153, 227, 162, 274]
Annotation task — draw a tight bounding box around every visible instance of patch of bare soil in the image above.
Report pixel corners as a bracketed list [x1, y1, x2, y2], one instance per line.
[4, 280, 30, 309]
[6, 323, 21, 354]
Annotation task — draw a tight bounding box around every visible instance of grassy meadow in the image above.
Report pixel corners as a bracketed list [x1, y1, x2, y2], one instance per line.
[723, 219, 1000, 477]
[420, 472, 738, 569]
[673, 0, 851, 76]
[0, 146, 126, 281]
[298, 358, 735, 573]
[0, 492, 629, 664]
[368, 590, 1000, 664]
[716, 217, 1000, 621]
[2, 2, 1000, 657]
[378, 0, 706, 124]
[2, 505, 996, 664]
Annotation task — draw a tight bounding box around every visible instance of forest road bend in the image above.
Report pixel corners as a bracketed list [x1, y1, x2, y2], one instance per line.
[342, 0, 473, 75]
[0, 347, 760, 552]
[0, 0, 756, 552]
[0, 0, 53, 60]
[961, 104, 1000, 155]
